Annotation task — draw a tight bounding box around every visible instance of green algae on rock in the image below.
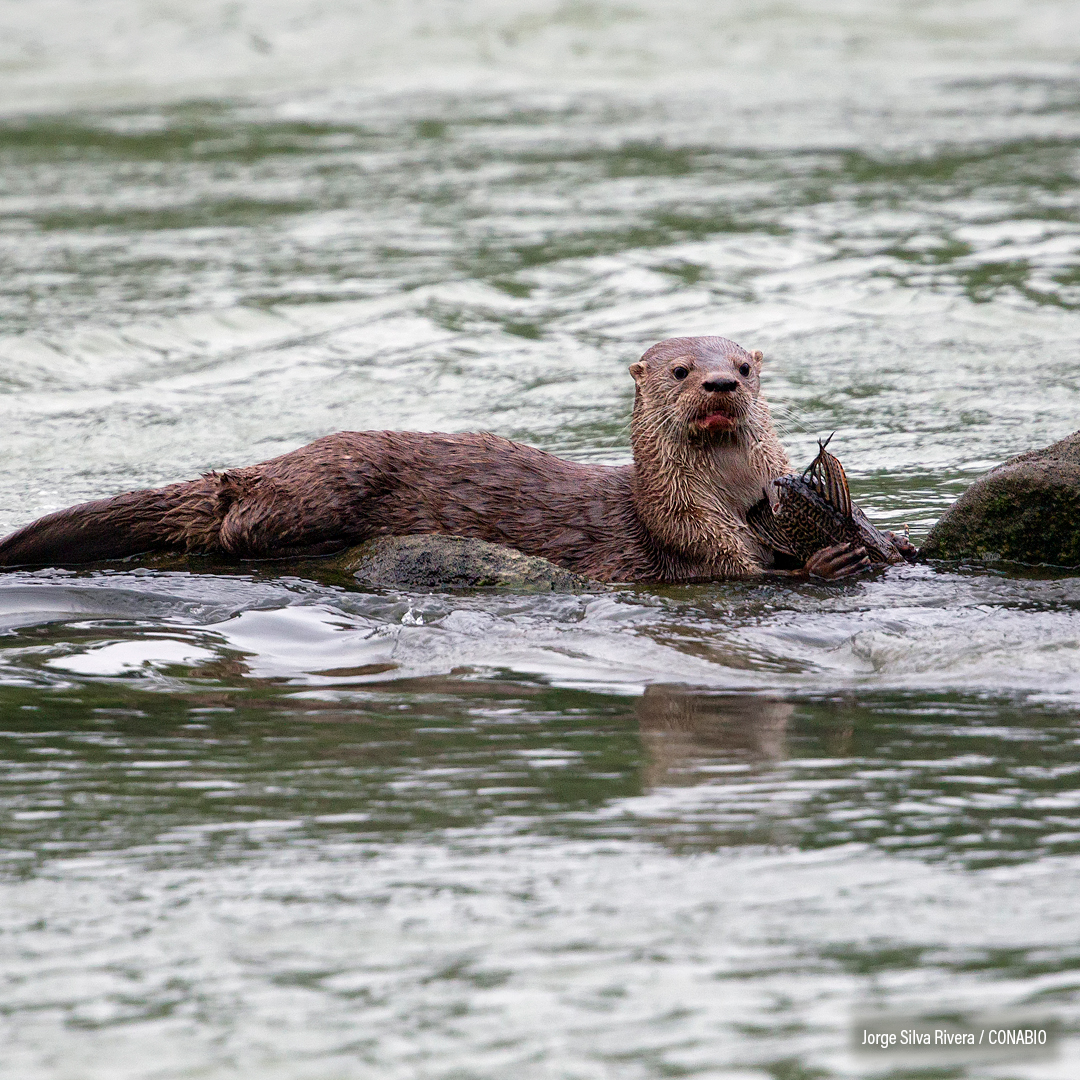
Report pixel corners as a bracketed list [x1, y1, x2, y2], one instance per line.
[337, 534, 597, 591]
[922, 431, 1080, 567]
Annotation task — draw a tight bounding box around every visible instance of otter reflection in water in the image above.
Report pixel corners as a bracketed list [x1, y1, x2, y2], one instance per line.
[637, 686, 794, 790]
[635, 687, 863, 853]
[0, 337, 878, 582]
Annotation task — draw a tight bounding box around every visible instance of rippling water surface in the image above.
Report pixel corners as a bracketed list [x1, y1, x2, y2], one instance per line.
[2, 2, 1080, 1077]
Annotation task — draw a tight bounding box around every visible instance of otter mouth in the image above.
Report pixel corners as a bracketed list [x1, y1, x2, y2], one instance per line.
[690, 408, 740, 434]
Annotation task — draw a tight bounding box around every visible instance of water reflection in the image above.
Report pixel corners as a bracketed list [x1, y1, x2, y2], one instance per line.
[636, 685, 793, 788]
[4, 672, 1080, 874]
[3, 673, 1080, 1072]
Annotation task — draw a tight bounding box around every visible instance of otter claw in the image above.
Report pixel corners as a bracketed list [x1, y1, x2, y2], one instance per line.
[805, 542, 871, 581]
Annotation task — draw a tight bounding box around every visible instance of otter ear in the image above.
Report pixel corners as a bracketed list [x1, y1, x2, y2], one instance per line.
[751, 350, 764, 363]
[628, 361, 647, 383]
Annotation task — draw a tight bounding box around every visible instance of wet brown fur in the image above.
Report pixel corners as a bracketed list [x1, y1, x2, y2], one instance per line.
[0, 336, 791, 583]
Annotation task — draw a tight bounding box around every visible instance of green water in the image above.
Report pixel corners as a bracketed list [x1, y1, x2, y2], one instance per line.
[2, 3, 1080, 1076]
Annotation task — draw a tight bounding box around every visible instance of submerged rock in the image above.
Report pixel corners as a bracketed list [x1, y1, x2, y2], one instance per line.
[336, 534, 596, 591]
[921, 430, 1080, 566]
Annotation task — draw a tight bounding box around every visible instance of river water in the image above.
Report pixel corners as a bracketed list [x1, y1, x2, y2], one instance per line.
[2, 3, 1080, 1078]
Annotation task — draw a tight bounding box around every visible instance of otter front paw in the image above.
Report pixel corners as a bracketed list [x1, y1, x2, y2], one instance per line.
[804, 542, 870, 580]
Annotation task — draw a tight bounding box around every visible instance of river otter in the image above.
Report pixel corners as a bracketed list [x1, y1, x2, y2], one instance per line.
[0, 336, 869, 581]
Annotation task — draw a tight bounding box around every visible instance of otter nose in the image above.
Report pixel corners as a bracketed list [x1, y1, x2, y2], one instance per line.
[702, 377, 739, 393]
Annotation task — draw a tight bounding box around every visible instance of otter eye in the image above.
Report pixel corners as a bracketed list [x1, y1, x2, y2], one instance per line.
[672, 366, 689, 380]
[739, 362, 751, 377]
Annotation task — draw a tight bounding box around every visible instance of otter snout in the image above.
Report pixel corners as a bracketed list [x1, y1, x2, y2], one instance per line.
[702, 377, 739, 393]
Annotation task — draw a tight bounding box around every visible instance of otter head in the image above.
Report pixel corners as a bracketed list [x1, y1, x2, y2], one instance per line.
[628, 336, 764, 448]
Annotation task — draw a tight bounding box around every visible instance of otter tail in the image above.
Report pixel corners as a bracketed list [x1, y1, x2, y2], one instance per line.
[0, 482, 211, 568]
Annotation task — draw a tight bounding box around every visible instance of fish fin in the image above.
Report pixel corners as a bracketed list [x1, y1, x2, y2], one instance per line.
[746, 491, 797, 557]
[806, 435, 852, 518]
[819, 447, 852, 518]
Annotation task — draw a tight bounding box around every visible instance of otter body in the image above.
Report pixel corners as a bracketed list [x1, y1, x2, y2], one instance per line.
[0, 337, 830, 583]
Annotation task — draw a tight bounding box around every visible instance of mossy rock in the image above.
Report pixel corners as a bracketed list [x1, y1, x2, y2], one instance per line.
[335, 534, 597, 591]
[921, 431, 1080, 566]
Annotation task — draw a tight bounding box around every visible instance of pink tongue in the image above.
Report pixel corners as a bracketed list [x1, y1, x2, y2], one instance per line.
[700, 412, 736, 431]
